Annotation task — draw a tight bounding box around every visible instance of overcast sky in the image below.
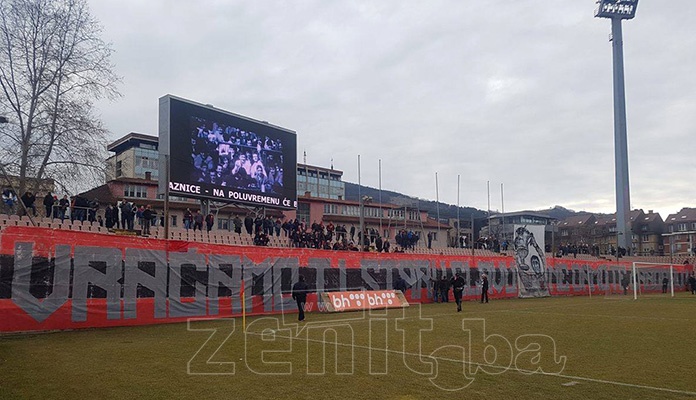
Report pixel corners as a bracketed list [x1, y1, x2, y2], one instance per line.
[89, 1, 696, 219]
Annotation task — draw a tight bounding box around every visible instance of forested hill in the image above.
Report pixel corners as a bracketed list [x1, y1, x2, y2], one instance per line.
[343, 182, 584, 223]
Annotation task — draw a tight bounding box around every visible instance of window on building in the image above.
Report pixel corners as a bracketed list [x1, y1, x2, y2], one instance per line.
[388, 209, 404, 219]
[364, 207, 381, 218]
[124, 184, 147, 198]
[171, 215, 177, 227]
[136, 155, 158, 169]
[641, 225, 648, 232]
[642, 234, 649, 242]
[116, 160, 123, 177]
[297, 203, 310, 224]
[324, 204, 339, 215]
[678, 223, 687, 232]
[344, 205, 359, 216]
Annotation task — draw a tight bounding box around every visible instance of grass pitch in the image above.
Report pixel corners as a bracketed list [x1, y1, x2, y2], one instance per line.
[1, 293, 695, 400]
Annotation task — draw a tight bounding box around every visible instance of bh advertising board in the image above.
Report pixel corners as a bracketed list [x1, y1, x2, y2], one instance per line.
[158, 95, 297, 209]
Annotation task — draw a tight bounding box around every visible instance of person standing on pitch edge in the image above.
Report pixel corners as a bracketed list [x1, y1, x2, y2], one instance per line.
[292, 275, 309, 321]
[688, 272, 696, 295]
[480, 273, 489, 303]
[451, 272, 465, 312]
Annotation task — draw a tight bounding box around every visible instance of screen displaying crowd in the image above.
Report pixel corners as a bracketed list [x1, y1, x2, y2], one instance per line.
[189, 116, 285, 195]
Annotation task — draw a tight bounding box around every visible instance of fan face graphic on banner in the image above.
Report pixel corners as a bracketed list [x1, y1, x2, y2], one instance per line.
[513, 224, 550, 298]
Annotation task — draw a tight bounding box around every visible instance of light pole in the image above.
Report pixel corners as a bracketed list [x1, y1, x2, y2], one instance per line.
[595, 0, 639, 255]
[359, 195, 372, 252]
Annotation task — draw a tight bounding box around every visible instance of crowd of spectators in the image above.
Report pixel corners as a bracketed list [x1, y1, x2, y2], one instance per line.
[2, 187, 436, 253]
[394, 229, 420, 250]
[190, 119, 284, 194]
[2, 188, 100, 223]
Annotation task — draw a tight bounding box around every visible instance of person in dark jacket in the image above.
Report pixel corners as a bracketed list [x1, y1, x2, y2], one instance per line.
[142, 205, 154, 235]
[205, 212, 214, 232]
[451, 273, 466, 312]
[233, 215, 243, 235]
[43, 192, 55, 218]
[481, 273, 489, 303]
[20, 191, 36, 216]
[104, 204, 116, 229]
[688, 272, 696, 295]
[193, 210, 204, 231]
[292, 276, 309, 321]
[244, 213, 254, 235]
[439, 277, 450, 303]
[394, 274, 408, 293]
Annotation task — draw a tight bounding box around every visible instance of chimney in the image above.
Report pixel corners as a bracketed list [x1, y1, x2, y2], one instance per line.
[648, 210, 653, 214]
[145, 171, 151, 180]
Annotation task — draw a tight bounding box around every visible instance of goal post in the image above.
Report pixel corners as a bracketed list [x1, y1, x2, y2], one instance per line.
[631, 261, 675, 300]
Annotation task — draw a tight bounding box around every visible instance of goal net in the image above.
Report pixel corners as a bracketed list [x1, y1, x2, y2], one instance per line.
[630, 262, 680, 300]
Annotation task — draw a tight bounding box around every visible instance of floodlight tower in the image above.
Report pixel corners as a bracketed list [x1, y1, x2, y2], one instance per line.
[595, 0, 639, 255]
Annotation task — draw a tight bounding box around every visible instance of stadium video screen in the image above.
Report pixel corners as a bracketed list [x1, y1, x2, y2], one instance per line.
[160, 96, 297, 209]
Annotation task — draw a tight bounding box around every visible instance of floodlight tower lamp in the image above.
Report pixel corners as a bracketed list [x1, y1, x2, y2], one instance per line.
[595, 0, 639, 254]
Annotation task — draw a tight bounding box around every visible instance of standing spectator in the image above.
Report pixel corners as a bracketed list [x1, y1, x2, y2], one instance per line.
[142, 205, 153, 235]
[430, 275, 440, 303]
[104, 204, 116, 229]
[688, 272, 696, 295]
[662, 276, 669, 294]
[233, 215, 243, 235]
[88, 199, 99, 222]
[43, 192, 55, 218]
[350, 225, 356, 241]
[183, 208, 193, 230]
[263, 215, 273, 235]
[274, 217, 282, 237]
[254, 215, 263, 235]
[291, 276, 309, 322]
[97, 215, 104, 227]
[205, 212, 214, 232]
[58, 195, 69, 220]
[394, 274, 408, 293]
[119, 200, 135, 230]
[244, 213, 253, 235]
[193, 210, 204, 231]
[20, 191, 36, 216]
[480, 273, 489, 303]
[451, 272, 465, 312]
[2, 188, 17, 215]
[136, 206, 144, 227]
[439, 277, 450, 303]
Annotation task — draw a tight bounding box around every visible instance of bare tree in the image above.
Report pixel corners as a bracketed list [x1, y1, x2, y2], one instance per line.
[0, 0, 120, 195]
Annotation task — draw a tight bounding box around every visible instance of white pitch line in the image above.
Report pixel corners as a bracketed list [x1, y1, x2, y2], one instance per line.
[499, 309, 696, 322]
[245, 330, 696, 397]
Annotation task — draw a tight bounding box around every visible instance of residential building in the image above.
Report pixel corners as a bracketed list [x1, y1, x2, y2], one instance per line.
[559, 209, 665, 256]
[663, 208, 696, 257]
